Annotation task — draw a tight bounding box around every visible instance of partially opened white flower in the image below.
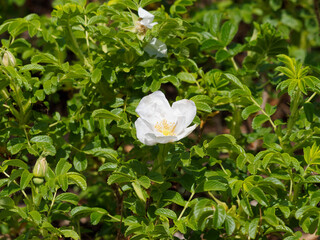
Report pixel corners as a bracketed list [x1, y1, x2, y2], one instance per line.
[144, 38, 167, 58]
[138, 7, 158, 29]
[135, 91, 197, 146]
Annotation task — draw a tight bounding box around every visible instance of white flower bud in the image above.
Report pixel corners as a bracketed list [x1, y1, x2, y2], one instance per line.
[1, 51, 16, 67]
[33, 157, 48, 178]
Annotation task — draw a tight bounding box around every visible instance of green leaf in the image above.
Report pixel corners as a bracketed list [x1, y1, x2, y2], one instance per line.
[98, 162, 117, 171]
[138, 176, 151, 189]
[215, 49, 230, 63]
[155, 208, 177, 220]
[132, 181, 147, 202]
[202, 180, 227, 192]
[252, 114, 269, 129]
[162, 190, 186, 207]
[73, 152, 87, 172]
[56, 193, 79, 205]
[85, 148, 118, 162]
[92, 109, 121, 121]
[0, 197, 15, 208]
[224, 73, 245, 90]
[90, 211, 104, 225]
[242, 105, 260, 120]
[249, 218, 260, 239]
[207, 134, 236, 148]
[177, 72, 196, 84]
[30, 135, 53, 144]
[225, 215, 236, 235]
[304, 175, 320, 183]
[201, 39, 223, 51]
[304, 102, 314, 123]
[212, 205, 226, 228]
[67, 172, 87, 191]
[248, 186, 268, 206]
[20, 170, 33, 190]
[55, 159, 72, 176]
[2, 159, 28, 170]
[220, 21, 238, 46]
[29, 210, 42, 225]
[60, 229, 80, 240]
[58, 174, 68, 191]
[20, 64, 44, 72]
[91, 68, 102, 84]
[70, 206, 92, 217]
[139, 0, 161, 7]
[194, 102, 212, 113]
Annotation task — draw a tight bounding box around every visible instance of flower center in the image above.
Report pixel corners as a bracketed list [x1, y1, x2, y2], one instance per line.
[154, 119, 176, 136]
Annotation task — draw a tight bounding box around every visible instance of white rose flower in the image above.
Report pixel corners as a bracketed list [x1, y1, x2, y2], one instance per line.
[138, 7, 158, 29]
[144, 38, 167, 58]
[135, 91, 197, 145]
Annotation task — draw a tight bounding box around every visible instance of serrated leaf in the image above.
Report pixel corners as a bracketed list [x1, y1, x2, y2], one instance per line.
[162, 190, 186, 207]
[56, 193, 79, 205]
[2, 159, 28, 170]
[60, 229, 80, 240]
[55, 159, 72, 176]
[225, 215, 236, 235]
[155, 208, 177, 220]
[20, 170, 33, 190]
[252, 114, 269, 129]
[249, 186, 268, 206]
[242, 105, 260, 120]
[67, 173, 87, 191]
[215, 49, 230, 63]
[91, 68, 102, 84]
[220, 21, 238, 46]
[177, 72, 196, 84]
[85, 148, 118, 162]
[98, 162, 117, 171]
[201, 39, 223, 51]
[212, 205, 226, 228]
[249, 218, 260, 239]
[20, 64, 44, 72]
[92, 109, 121, 121]
[90, 211, 104, 225]
[202, 180, 227, 192]
[29, 210, 41, 225]
[70, 206, 92, 217]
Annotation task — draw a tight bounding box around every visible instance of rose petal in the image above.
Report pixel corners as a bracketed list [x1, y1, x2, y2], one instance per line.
[135, 118, 158, 145]
[138, 7, 155, 19]
[136, 91, 173, 124]
[146, 133, 178, 144]
[176, 124, 197, 141]
[172, 99, 197, 129]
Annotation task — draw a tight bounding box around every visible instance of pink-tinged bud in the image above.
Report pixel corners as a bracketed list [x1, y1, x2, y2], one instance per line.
[1, 51, 16, 67]
[33, 157, 48, 178]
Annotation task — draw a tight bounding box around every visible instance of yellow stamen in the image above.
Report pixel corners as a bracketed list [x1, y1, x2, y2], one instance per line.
[154, 119, 176, 136]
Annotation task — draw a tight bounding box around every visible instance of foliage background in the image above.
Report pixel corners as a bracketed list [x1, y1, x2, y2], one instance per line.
[1, 0, 320, 239]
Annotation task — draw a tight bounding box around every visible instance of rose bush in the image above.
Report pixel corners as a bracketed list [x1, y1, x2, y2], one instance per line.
[1, 0, 320, 239]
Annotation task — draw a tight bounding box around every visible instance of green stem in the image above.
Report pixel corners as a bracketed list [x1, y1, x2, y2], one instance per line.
[250, 96, 277, 131]
[284, 90, 302, 141]
[250, 96, 284, 146]
[66, 19, 90, 68]
[177, 192, 194, 221]
[154, 144, 169, 174]
[3, 171, 30, 202]
[47, 189, 57, 216]
[230, 105, 241, 140]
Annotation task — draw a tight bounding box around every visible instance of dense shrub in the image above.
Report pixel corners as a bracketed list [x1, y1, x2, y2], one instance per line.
[1, 0, 320, 239]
